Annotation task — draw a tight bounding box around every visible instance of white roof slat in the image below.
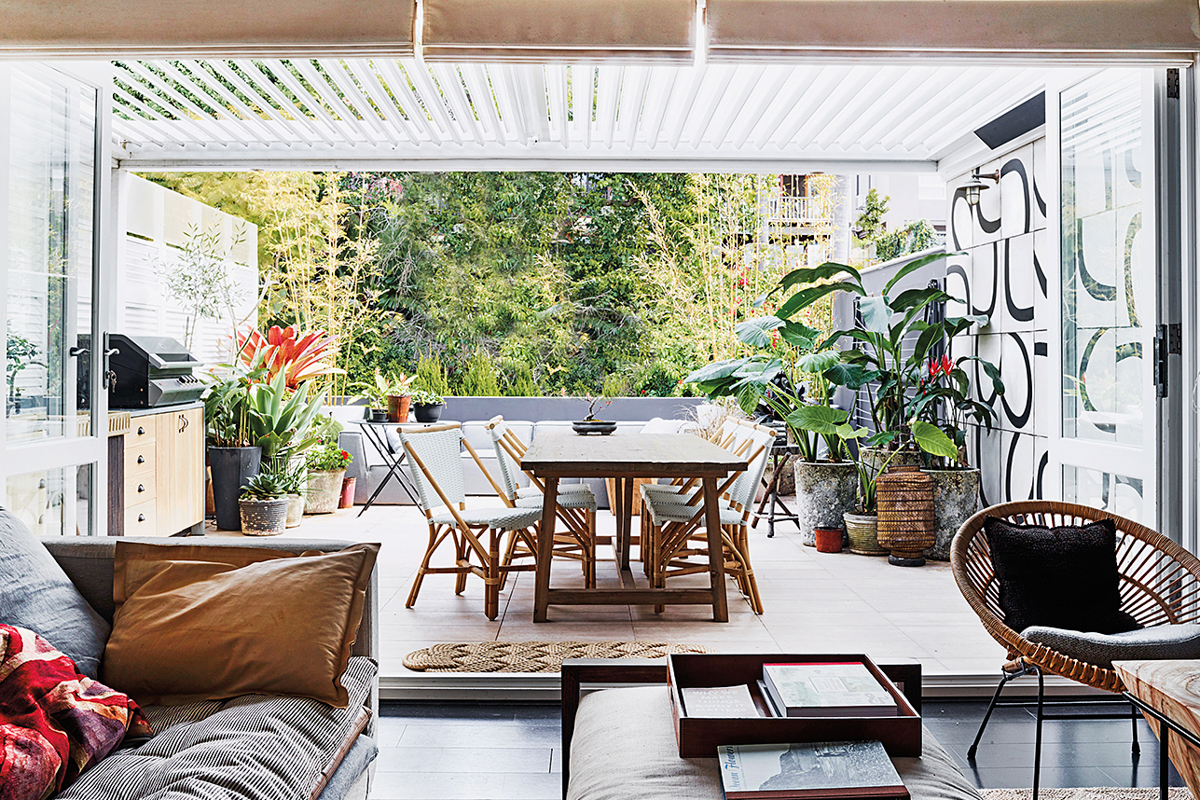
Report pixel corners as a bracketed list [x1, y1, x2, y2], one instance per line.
[152, 60, 270, 146]
[235, 59, 335, 147]
[759, 64, 852, 150]
[521, 65, 553, 146]
[574, 65, 594, 148]
[834, 66, 934, 150]
[729, 65, 796, 148]
[877, 67, 986, 150]
[345, 60, 420, 146]
[262, 58, 357, 147]
[208, 60, 318, 148]
[813, 66, 912, 151]
[290, 59, 379, 146]
[544, 64, 570, 149]
[377, 59, 444, 146]
[851, 67, 956, 151]
[642, 67, 678, 150]
[460, 64, 505, 145]
[490, 66, 529, 144]
[621, 66, 651, 149]
[899, 68, 1039, 152]
[688, 65, 737, 149]
[431, 64, 485, 145]
[175, 61, 282, 146]
[334, 60, 404, 147]
[921, 69, 1048, 155]
[705, 64, 765, 149]
[119, 61, 248, 147]
[111, 89, 183, 147]
[789, 65, 880, 150]
[403, 60, 465, 146]
[596, 66, 621, 149]
[666, 65, 709, 149]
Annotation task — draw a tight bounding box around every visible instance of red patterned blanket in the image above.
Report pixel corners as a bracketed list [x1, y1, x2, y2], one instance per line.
[0, 625, 150, 800]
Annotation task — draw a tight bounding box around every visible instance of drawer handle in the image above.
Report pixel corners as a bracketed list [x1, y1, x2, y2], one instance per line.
[137, 426, 145, 435]
[137, 484, 145, 493]
[137, 514, 145, 522]
[137, 455, 145, 464]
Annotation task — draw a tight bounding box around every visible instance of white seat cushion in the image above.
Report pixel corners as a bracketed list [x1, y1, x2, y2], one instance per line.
[431, 506, 543, 530]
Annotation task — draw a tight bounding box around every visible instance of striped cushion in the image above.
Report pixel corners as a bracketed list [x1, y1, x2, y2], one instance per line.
[58, 657, 377, 800]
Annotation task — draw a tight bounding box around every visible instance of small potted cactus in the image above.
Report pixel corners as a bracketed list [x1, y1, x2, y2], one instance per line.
[238, 472, 289, 536]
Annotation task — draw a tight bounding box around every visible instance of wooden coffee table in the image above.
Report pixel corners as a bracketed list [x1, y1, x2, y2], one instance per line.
[521, 432, 746, 623]
[1114, 659, 1200, 800]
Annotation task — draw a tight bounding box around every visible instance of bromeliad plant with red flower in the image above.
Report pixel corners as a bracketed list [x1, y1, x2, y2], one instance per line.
[235, 325, 344, 391]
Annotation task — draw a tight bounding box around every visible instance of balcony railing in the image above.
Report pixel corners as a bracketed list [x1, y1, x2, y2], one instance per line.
[765, 195, 828, 224]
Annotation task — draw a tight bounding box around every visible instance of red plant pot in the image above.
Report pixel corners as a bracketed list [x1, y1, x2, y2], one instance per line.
[814, 526, 845, 553]
[339, 477, 357, 509]
[387, 395, 411, 423]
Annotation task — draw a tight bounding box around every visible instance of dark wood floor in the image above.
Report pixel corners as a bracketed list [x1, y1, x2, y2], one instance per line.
[373, 697, 1184, 800]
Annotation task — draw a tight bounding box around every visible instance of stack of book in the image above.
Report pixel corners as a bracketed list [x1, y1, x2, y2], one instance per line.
[679, 661, 899, 719]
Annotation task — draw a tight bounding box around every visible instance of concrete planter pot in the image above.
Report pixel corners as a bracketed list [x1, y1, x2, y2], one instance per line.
[285, 493, 305, 528]
[238, 497, 288, 536]
[794, 460, 858, 547]
[306, 469, 345, 514]
[844, 512, 886, 556]
[922, 468, 980, 561]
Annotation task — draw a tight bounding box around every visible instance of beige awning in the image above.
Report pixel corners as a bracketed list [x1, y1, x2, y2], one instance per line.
[706, 0, 1200, 61]
[421, 0, 696, 62]
[0, 0, 417, 57]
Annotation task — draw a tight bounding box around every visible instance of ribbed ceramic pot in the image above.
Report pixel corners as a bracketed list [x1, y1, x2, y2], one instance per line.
[922, 468, 980, 561]
[794, 461, 858, 547]
[285, 494, 305, 528]
[844, 512, 885, 556]
[306, 469, 345, 514]
[238, 498, 287, 536]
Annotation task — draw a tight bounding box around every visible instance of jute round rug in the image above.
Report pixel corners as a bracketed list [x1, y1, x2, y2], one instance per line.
[981, 790, 1191, 800]
[403, 641, 711, 672]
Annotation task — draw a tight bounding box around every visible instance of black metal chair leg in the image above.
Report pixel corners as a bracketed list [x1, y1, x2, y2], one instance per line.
[1159, 722, 1170, 800]
[968, 672, 1010, 759]
[1131, 702, 1141, 757]
[1033, 668, 1044, 800]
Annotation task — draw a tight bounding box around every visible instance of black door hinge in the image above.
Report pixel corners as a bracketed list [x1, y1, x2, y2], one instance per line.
[1154, 322, 1181, 397]
[1168, 69, 1181, 99]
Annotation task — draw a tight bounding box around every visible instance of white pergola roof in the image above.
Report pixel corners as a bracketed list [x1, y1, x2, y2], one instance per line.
[111, 59, 1052, 172]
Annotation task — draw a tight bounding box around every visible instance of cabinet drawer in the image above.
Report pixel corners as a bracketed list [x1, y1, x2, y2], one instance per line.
[125, 442, 156, 478]
[129, 419, 156, 445]
[125, 470, 156, 504]
[125, 500, 157, 534]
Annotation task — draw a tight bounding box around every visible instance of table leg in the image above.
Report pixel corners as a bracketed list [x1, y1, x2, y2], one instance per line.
[612, 478, 625, 569]
[702, 476, 729, 622]
[534, 477, 559, 623]
[621, 476, 635, 571]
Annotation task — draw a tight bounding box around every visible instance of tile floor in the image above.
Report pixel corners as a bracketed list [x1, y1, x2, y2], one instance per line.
[213, 501, 1005, 680]
[371, 698, 1184, 800]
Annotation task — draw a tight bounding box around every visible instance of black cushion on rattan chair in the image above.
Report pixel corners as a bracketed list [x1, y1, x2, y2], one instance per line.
[952, 500, 1200, 693]
[985, 516, 1135, 635]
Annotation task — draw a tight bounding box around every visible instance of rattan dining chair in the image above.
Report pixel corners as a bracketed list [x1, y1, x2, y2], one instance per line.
[399, 422, 544, 620]
[484, 415, 597, 587]
[951, 500, 1200, 797]
[641, 420, 775, 614]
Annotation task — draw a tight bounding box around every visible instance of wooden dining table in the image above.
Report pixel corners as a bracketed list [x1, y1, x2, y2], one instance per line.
[520, 431, 747, 623]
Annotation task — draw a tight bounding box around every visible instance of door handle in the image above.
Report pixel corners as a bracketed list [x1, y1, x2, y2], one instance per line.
[179, 413, 188, 433]
[137, 514, 145, 522]
[137, 484, 145, 493]
[137, 455, 145, 464]
[101, 332, 119, 390]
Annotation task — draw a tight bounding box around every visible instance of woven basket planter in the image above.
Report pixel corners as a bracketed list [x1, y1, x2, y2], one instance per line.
[794, 461, 858, 547]
[238, 497, 288, 536]
[876, 463, 936, 567]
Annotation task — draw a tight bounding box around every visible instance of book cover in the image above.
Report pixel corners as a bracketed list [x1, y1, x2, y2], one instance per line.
[718, 740, 909, 800]
[762, 663, 897, 718]
[682, 684, 761, 718]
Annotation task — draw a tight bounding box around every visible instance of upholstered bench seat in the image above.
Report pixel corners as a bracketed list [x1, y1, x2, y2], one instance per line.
[566, 686, 982, 800]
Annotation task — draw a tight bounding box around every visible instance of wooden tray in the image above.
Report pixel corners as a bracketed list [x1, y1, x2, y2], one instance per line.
[667, 653, 922, 758]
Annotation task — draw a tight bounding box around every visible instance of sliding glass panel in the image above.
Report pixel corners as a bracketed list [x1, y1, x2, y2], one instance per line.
[5, 463, 94, 537]
[6, 65, 96, 443]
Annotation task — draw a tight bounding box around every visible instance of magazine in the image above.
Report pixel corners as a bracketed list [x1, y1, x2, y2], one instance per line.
[761, 663, 897, 718]
[718, 740, 908, 800]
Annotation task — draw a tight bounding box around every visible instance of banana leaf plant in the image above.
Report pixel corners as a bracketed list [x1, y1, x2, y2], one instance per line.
[756, 254, 1000, 462]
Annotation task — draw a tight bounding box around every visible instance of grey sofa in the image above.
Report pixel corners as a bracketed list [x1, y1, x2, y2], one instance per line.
[42, 537, 380, 800]
[337, 396, 706, 507]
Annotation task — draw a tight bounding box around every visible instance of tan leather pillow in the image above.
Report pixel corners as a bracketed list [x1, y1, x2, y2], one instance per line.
[103, 541, 379, 708]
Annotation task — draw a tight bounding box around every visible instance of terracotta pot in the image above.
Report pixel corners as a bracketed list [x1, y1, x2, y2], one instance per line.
[285, 494, 305, 528]
[238, 497, 287, 536]
[306, 469, 345, 514]
[793, 461, 858, 546]
[339, 477, 357, 509]
[922, 468, 980, 561]
[814, 526, 844, 553]
[844, 512, 886, 556]
[386, 394, 411, 423]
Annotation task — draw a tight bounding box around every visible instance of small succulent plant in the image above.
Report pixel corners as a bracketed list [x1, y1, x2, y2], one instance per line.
[239, 472, 288, 501]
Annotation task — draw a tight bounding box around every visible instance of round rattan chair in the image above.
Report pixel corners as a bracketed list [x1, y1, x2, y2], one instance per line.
[951, 500, 1200, 797]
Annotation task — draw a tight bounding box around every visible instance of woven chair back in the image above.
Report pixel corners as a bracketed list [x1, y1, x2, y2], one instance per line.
[951, 500, 1200, 691]
[399, 424, 467, 512]
[486, 418, 525, 501]
[730, 422, 775, 512]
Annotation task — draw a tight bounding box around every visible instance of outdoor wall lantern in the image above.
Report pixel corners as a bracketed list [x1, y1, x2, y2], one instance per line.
[960, 168, 1000, 206]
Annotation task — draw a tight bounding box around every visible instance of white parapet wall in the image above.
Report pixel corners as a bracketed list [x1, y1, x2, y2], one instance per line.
[115, 172, 259, 365]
